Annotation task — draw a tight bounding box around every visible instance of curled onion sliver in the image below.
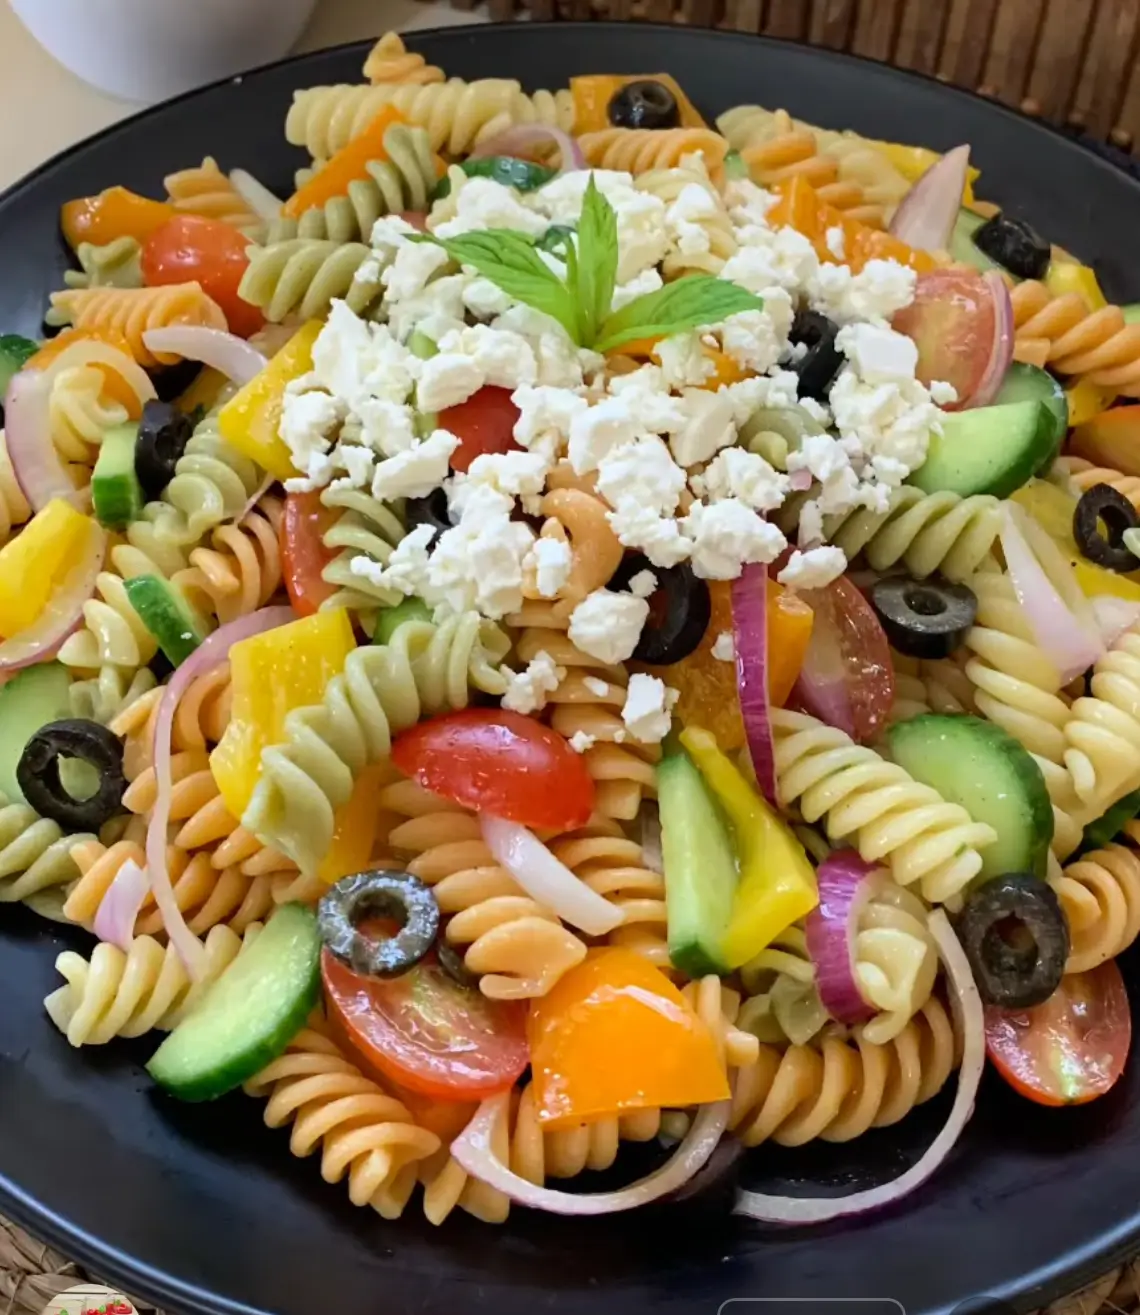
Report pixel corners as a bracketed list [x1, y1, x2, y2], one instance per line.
[481, 814, 621, 935]
[453, 1094, 730, 1215]
[888, 145, 971, 253]
[147, 605, 295, 973]
[1092, 594, 1140, 648]
[734, 908, 984, 1224]
[93, 858, 150, 951]
[469, 125, 585, 173]
[731, 562, 777, 808]
[0, 519, 104, 672]
[805, 850, 878, 1026]
[964, 271, 1015, 410]
[142, 327, 267, 385]
[237, 472, 276, 525]
[229, 169, 284, 220]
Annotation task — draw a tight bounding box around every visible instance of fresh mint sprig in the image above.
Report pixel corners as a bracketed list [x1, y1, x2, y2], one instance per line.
[414, 174, 763, 350]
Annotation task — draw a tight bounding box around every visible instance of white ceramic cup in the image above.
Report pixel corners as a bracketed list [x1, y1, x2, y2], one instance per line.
[9, 0, 320, 103]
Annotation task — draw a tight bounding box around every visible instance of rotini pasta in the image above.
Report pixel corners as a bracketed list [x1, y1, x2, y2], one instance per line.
[0, 793, 87, 909]
[171, 497, 284, 627]
[47, 283, 228, 368]
[317, 484, 406, 618]
[1011, 280, 1140, 394]
[362, 32, 445, 86]
[636, 158, 738, 277]
[48, 364, 129, 469]
[239, 239, 385, 322]
[1061, 620, 1140, 811]
[1055, 455, 1140, 511]
[63, 237, 143, 292]
[1051, 822, 1140, 974]
[0, 431, 31, 546]
[164, 156, 265, 233]
[578, 128, 729, 177]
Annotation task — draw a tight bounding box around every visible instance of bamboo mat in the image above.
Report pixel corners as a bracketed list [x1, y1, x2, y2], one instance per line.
[0, 1214, 1137, 1315]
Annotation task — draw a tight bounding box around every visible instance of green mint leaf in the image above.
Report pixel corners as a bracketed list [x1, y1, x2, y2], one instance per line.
[414, 229, 580, 343]
[574, 176, 619, 347]
[594, 275, 765, 353]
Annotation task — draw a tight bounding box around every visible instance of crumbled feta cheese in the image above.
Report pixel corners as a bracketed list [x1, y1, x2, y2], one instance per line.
[330, 440, 376, 491]
[621, 674, 678, 745]
[349, 522, 437, 598]
[608, 504, 692, 568]
[694, 447, 790, 513]
[435, 324, 538, 392]
[386, 274, 469, 346]
[829, 368, 940, 481]
[809, 258, 916, 326]
[428, 510, 535, 619]
[493, 305, 586, 389]
[825, 226, 846, 261]
[583, 676, 611, 697]
[606, 366, 689, 432]
[532, 169, 669, 281]
[279, 389, 345, 490]
[628, 569, 658, 599]
[464, 277, 513, 320]
[836, 323, 919, 384]
[930, 380, 958, 406]
[502, 650, 566, 715]
[416, 353, 484, 413]
[458, 449, 552, 517]
[432, 177, 548, 240]
[720, 307, 788, 375]
[370, 215, 419, 251]
[568, 588, 650, 665]
[512, 384, 588, 452]
[525, 536, 573, 598]
[596, 436, 686, 516]
[654, 332, 715, 389]
[382, 242, 450, 302]
[669, 390, 736, 469]
[356, 398, 417, 458]
[372, 428, 459, 500]
[311, 303, 419, 407]
[665, 182, 720, 258]
[712, 631, 735, 662]
[568, 395, 642, 474]
[778, 545, 847, 591]
[568, 730, 596, 753]
[681, 499, 787, 580]
[611, 268, 664, 313]
[720, 226, 820, 295]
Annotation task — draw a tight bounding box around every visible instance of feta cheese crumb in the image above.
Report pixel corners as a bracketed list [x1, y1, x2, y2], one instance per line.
[621, 674, 678, 745]
[809, 258, 917, 327]
[372, 428, 459, 500]
[611, 268, 664, 313]
[502, 650, 566, 715]
[669, 390, 736, 469]
[435, 324, 538, 392]
[568, 730, 597, 753]
[778, 545, 847, 591]
[628, 569, 658, 599]
[836, 323, 919, 384]
[712, 631, 735, 662]
[693, 447, 790, 513]
[655, 332, 716, 389]
[432, 177, 548, 240]
[525, 536, 573, 598]
[512, 385, 588, 452]
[416, 352, 484, 412]
[825, 225, 846, 261]
[568, 588, 650, 665]
[348, 523, 436, 598]
[596, 436, 685, 516]
[930, 380, 959, 406]
[279, 389, 345, 490]
[681, 499, 787, 580]
[608, 504, 692, 568]
[583, 676, 611, 697]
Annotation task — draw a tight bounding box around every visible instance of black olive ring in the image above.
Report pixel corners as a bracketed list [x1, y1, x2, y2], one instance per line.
[607, 80, 681, 131]
[317, 869, 441, 979]
[956, 872, 1070, 1010]
[405, 487, 450, 541]
[134, 400, 194, 501]
[609, 553, 711, 665]
[870, 575, 978, 660]
[16, 719, 127, 833]
[436, 936, 479, 989]
[1073, 483, 1140, 573]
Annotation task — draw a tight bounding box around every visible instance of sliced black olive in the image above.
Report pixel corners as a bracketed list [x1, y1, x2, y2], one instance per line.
[16, 719, 126, 833]
[972, 212, 1051, 281]
[1073, 483, 1140, 572]
[609, 552, 710, 665]
[957, 873, 1069, 1009]
[134, 399, 193, 500]
[405, 486, 450, 542]
[607, 80, 680, 130]
[870, 575, 978, 660]
[318, 869, 440, 978]
[437, 936, 479, 989]
[787, 309, 843, 403]
[153, 359, 203, 404]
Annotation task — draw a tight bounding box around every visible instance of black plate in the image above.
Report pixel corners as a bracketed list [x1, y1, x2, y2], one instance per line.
[2, 23, 1140, 1315]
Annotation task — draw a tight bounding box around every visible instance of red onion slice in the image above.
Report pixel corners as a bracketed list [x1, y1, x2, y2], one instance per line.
[888, 145, 971, 252]
[452, 1093, 730, 1215]
[1000, 503, 1103, 684]
[229, 169, 284, 220]
[93, 858, 150, 951]
[734, 908, 984, 1224]
[731, 562, 777, 808]
[142, 327, 267, 385]
[469, 125, 586, 173]
[963, 271, 1014, 410]
[0, 518, 104, 673]
[805, 850, 878, 1025]
[1091, 595, 1140, 648]
[481, 814, 622, 935]
[147, 605, 295, 973]
[236, 472, 276, 525]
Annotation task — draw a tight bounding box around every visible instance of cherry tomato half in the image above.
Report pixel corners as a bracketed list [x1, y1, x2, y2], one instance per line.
[391, 707, 596, 831]
[790, 575, 894, 744]
[141, 215, 264, 339]
[281, 490, 338, 617]
[892, 268, 996, 409]
[322, 948, 529, 1100]
[440, 385, 522, 473]
[985, 960, 1132, 1106]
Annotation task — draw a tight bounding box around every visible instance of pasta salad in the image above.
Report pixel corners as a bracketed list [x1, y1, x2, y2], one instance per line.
[0, 29, 1136, 1228]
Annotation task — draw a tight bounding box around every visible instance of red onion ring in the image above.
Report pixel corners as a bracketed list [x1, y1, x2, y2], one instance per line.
[963, 271, 1014, 410]
[452, 1094, 730, 1215]
[93, 858, 151, 951]
[142, 327, 267, 385]
[147, 605, 295, 973]
[734, 908, 984, 1224]
[888, 145, 971, 252]
[469, 125, 586, 173]
[730, 562, 777, 808]
[805, 850, 878, 1025]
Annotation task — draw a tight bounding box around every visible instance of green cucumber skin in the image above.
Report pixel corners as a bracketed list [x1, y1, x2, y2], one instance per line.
[911, 399, 1052, 499]
[949, 208, 1002, 275]
[91, 423, 143, 530]
[374, 596, 432, 645]
[147, 903, 321, 1102]
[1122, 304, 1140, 326]
[887, 713, 1053, 879]
[0, 334, 38, 397]
[0, 663, 71, 804]
[994, 363, 1068, 473]
[657, 750, 737, 979]
[123, 575, 208, 667]
[1080, 785, 1140, 852]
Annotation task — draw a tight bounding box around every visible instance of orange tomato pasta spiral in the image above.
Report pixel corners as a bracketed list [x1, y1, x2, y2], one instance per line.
[164, 157, 264, 233]
[1055, 455, 1140, 512]
[244, 1016, 441, 1220]
[47, 284, 228, 368]
[1011, 280, 1140, 395]
[171, 497, 284, 627]
[577, 128, 728, 178]
[1051, 821, 1140, 974]
[362, 32, 445, 86]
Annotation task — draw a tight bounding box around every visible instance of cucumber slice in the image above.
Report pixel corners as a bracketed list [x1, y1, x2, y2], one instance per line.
[147, 902, 320, 1101]
[408, 330, 438, 361]
[887, 713, 1053, 880]
[657, 747, 738, 977]
[431, 156, 558, 202]
[1123, 304, 1140, 326]
[949, 208, 1002, 275]
[1080, 785, 1140, 852]
[0, 334, 38, 399]
[994, 363, 1068, 473]
[0, 663, 71, 804]
[91, 422, 143, 529]
[374, 595, 432, 645]
[123, 575, 210, 667]
[910, 398, 1053, 498]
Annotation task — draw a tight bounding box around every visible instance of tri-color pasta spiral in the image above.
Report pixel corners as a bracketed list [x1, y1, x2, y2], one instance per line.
[171, 497, 284, 627]
[889, 652, 977, 724]
[635, 159, 737, 276]
[164, 157, 264, 234]
[1051, 822, 1140, 974]
[62, 237, 143, 292]
[362, 32, 445, 86]
[1061, 620, 1140, 811]
[577, 128, 729, 177]
[318, 484, 406, 618]
[239, 239, 385, 322]
[47, 365, 129, 472]
[1056, 455, 1140, 511]
[0, 794, 85, 911]
[47, 284, 228, 368]
[1011, 280, 1140, 395]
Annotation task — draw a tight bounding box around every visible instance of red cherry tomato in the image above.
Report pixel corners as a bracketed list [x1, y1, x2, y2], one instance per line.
[392, 708, 596, 831]
[892, 268, 996, 409]
[790, 575, 894, 744]
[280, 491, 338, 617]
[141, 215, 264, 338]
[398, 211, 428, 232]
[322, 948, 529, 1100]
[440, 385, 522, 473]
[985, 960, 1132, 1106]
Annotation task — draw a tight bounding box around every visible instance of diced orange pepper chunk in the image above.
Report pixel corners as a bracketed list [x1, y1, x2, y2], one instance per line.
[61, 186, 176, 250]
[284, 107, 406, 217]
[1070, 405, 1140, 479]
[527, 948, 729, 1128]
[768, 176, 936, 275]
[26, 327, 145, 418]
[570, 74, 707, 135]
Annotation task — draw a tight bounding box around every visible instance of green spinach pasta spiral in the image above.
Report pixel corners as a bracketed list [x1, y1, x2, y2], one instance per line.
[0, 793, 88, 912]
[319, 484, 407, 617]
[239, 239, 385, 322]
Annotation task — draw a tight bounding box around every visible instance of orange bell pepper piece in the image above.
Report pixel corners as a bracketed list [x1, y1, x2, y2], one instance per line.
[283, 106, 406, 218]
[528, 948, 729, 1128]
[768, 176, 936, 275]
[1070, 405, 1140, 478]
[25, 326, 145, 418]
[570, 74, 707, 134]
[767, 586, 815, 705]
[61, 186, 176, 250]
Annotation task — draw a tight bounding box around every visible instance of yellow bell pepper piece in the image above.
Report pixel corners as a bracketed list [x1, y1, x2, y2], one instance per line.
[211, 608, 356, 819]
[1011, 480, 1140, 600]
[680, 726, 817, 970]
[1065, 377, 1115, 428]
[0, 499, 94, 638]
[870, 140, 980, 207]
[217, 320, 323, 481]
[1046, 260, 1107, 312]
